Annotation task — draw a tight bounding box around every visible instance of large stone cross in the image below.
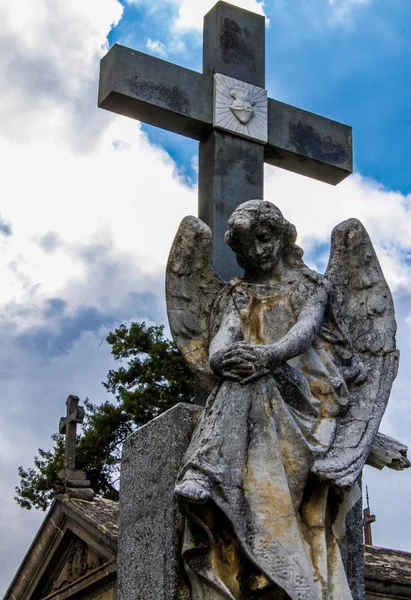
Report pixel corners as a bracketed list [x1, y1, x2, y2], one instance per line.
[98, 0, 352, 280]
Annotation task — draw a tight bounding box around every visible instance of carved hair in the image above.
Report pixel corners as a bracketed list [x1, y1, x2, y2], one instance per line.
[225, 200, 304, 269]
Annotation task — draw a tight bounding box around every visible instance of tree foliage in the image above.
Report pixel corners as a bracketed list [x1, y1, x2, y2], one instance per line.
[15, 322, 195, 510]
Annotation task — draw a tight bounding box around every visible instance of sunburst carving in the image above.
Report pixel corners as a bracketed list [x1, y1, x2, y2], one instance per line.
[213, 73, 268, 144]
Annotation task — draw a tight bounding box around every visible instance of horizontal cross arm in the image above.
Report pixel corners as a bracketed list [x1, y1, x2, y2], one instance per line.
[265, 99, 352, 185]
[98, 44, 213, 141]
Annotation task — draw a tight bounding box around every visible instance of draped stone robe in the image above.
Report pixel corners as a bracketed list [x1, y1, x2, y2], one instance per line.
[176, 270, 360, 600]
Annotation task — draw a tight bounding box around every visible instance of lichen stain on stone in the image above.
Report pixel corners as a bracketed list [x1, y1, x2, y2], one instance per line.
[181, 338, 208, 365]
[212, 529, 243, 599]
[279, 437, 301, 481]
[300, 484, 329, 598]
[304, 526, 328, 598]
[239, 292, 288, 345]
[309, 379, 340, 419]
[290, 122, 349, 166]
[128, 78, 190, 116]
[246, 464, 294, 546]
[220, 18, 256, 68]
[180, 338, 217, 391]
[240, 292, 267, 344]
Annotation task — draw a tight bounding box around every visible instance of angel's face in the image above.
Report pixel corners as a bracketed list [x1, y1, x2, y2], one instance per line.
[232, 216, 283, 276]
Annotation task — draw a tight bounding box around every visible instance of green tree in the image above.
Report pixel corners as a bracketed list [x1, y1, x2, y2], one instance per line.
[15, 322, 195, 511]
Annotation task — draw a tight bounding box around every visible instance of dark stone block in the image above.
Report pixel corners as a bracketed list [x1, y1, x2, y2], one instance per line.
[198, 130, 264, 280]
[266, 98, 352, 184]
[117, 403, 203, 600]
[99, 45, 213, 141]
[343, 495, 365, 600]
[203, 1, 265, 88]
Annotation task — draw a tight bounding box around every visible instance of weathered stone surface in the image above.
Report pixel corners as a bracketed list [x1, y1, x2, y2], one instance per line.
[313, 218, 399, 488]
[59, 396, 85, 472]
[98, 45, 212, 141]
[265, 99, 352, 184]
[198, 129, 265, 279]
[117, 403, 202, 600]
[364, 545, 411, 599]
[64, 487, 95, 501]
[99, 2, 352, 283]
[166, 200, 405, 600]
[98, 1, 402, 597]
[343, 495, 365, 600]
[367, 432, 410, 471]
[166, 216, 224, 393]
[58, 396, 94, 501]
[203, 1, 265, 88]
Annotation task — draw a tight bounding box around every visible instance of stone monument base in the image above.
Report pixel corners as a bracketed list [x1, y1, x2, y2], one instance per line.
[117, 403, 202, 600]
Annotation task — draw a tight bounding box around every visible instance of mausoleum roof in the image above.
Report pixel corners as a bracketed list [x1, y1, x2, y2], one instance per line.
[364, 544, 411, 587]
[69, 496, 119, 539]
[4, 495, 118, 600]
[6, 491, 411, 600]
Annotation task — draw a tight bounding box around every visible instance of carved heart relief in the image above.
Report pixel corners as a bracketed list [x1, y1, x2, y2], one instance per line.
[230, 86, 256, 125]
[213, 73, 268, 143]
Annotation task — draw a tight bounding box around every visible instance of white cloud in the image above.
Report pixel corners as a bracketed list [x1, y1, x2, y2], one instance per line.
[175, 0, 267, 31]
[271, 0, 374, 31]
[0, 0, 123, 148]
[0, 0, 197, 327]
[146, 38, 168, 57]
[328, 0, 372, 24]
[327, 0, 374, 27]
[123, 0, 268, 58]
[264, 167, 411, 292]
[0, 119, 195, 317]
[3, 0, 123, 50]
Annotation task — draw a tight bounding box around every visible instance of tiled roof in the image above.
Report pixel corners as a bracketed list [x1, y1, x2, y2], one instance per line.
[63, 496, 411, 590]
[364, 545, 411, 586]
[68, 496, 119, 539]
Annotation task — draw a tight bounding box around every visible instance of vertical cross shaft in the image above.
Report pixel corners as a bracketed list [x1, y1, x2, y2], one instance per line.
[199, 3, 265, 280]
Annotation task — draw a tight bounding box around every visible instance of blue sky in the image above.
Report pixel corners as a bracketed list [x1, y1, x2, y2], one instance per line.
[0, 0, 410, 594]
[108, 0, 410, 193]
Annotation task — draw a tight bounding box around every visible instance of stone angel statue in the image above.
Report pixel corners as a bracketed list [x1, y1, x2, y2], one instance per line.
[166, 200, 399, 600]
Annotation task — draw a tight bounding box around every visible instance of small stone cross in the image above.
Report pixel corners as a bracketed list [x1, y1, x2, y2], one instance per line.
[363, 486, 376, 546]
[363, 507, 376, 546]
[99, 0, 352, 281]
[58, 395, 94, 501]
[59, 395, 85, 473]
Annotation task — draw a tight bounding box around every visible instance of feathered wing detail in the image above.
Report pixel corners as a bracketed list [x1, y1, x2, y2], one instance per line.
[312, 218, 399, 488]
[166, 216, 225, 393]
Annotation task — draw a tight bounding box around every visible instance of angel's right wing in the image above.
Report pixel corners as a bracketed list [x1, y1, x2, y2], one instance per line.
[312, 218, 399, 488]
[166, 216, 225, 394]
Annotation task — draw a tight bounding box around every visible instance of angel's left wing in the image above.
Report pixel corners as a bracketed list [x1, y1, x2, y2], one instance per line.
[166, 216, 225, 394]
[312, 218, 399, 488]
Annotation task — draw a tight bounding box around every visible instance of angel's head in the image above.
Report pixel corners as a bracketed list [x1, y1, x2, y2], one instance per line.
[225, 200, 304, 277]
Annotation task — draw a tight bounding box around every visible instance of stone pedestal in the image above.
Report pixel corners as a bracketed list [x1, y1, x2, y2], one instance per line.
[343, 494, 365, 600]
[117, 403, 203, 600]
[118, 401, 364, 600]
